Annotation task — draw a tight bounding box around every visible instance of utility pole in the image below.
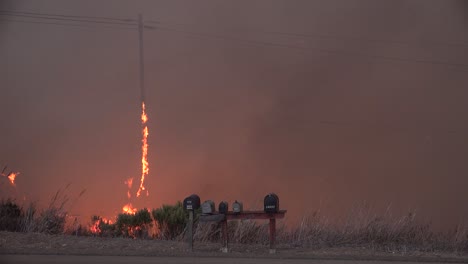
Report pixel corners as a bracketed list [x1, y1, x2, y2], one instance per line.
[138, 13, 145, 102]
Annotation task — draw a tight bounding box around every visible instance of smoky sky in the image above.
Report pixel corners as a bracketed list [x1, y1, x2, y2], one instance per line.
[1, 0, 468, 228]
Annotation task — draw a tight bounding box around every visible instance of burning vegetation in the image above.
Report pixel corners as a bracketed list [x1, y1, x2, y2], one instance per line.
[121, 101, 150, 215]
[1, 165, 19, 186]
[87, 101, 152, 236]
[2, 197, 468, 255]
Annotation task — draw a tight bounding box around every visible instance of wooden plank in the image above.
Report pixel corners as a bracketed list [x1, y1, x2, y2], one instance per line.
[226, 210, 286, 220]
[187, 209, 286, 254]
[199, 213, 226, 222]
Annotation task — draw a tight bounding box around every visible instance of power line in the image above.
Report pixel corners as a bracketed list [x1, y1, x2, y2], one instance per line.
[4, 9, 468, 70]
[0, 12, 136, 26]
[148, 26, 468, 69]
[0, 10, 135, 22]
[0, 18, 136, 31]
[317, 120, 462, 136]
[4, 9, 468, 49]
[146, 20, 468, 49]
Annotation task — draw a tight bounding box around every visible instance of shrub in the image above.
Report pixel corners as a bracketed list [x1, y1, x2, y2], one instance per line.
[89, 215, 115, 237]
[115, 209, 152, 238]
[0, 199, 22, 231]
[0, 198, 67, 234]
[152, 201, 187, 240]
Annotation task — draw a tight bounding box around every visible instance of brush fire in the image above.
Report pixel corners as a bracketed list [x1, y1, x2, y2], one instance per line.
[120, 101, 150, 215]
[88, 101, 150, 235]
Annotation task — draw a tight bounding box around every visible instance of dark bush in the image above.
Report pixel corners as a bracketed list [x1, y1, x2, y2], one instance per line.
[0, 199, 22, 231]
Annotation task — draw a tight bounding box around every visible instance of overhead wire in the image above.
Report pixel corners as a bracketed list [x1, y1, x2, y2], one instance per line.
[0, 10, 135, 22]
[146, 20, 468, 49]
[0, 12, 137, 26]
[147, 26, 468, 70]
[2, 9, 468, 70]
[2, 10, 466, 134]
[0, 18, 136, 31]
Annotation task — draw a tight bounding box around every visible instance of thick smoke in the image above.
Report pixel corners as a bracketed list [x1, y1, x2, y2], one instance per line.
[1, 0, 467, 228]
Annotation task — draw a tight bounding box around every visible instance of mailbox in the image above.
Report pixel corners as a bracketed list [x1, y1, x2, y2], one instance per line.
[183, 194, 201, 211]
[232, 200, 243, 213]
[218, 201, 228, 214]
[264, 193, 279, 213]
[201, 200, 216, 214]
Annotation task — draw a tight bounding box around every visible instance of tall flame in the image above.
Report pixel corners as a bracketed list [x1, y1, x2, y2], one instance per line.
[136, 102, 149, 198]
[121, 101, 150, 214]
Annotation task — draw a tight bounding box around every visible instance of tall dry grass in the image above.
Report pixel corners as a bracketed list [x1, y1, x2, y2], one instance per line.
[2, 192, 467, 254]
[1, 186, 84, 235]
[188, 206, 468, 254]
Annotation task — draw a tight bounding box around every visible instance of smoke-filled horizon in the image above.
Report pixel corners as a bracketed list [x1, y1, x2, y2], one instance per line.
[1, 0, 468, 228]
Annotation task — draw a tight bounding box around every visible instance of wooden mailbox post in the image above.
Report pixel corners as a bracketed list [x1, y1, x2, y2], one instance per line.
[199, 210, 287, 253]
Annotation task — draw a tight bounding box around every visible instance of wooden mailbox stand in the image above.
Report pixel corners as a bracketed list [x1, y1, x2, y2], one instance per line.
[199, 210, 287, 253]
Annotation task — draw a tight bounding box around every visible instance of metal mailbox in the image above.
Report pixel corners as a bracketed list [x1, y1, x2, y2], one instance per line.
[264, 193, 279, 213]
[201, 200, 216, 214]
[183, 194, 201, 211]
[232, 200, 243, 213]
[218, 201, 229, 214]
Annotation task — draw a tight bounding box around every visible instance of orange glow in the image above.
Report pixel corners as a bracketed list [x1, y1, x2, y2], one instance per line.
[125, 177, 133, 199]
[122, 203, 137, 215]
[90, 217, 113, 235]
[8, 173, 17, 186]
[125, 177, 133, 189]
[90, 222, 100, 234]
[1, 171, 18, 186]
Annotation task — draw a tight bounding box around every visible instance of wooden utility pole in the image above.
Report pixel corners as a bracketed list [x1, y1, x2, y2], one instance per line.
[138, 13, 145, 102]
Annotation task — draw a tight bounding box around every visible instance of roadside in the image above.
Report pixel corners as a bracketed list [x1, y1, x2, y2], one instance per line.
[1, 231, 468, 263]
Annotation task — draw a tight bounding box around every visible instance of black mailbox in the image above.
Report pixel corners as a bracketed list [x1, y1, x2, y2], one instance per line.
[264, 193, 279, 213]
[183, 194, 201, 210]
[218, 201, 228, 214]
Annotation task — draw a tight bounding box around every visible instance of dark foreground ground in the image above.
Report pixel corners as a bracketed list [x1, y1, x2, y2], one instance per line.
[2, 255, 466, 264]
[1, 232, 467, 263]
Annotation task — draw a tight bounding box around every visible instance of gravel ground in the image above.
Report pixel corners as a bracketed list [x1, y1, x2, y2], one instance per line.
[1, 231, 467, 263]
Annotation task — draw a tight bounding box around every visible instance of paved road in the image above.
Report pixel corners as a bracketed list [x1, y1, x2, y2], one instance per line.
[0, 255, 456, 264]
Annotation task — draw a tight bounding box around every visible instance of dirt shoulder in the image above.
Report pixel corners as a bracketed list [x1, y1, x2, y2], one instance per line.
[1, 231, 467, 263]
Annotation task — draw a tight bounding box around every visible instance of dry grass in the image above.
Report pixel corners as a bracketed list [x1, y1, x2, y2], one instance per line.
[188, 206, 468, 254]
[0, 187, 79, 235]
[1, 192, 467, 255]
